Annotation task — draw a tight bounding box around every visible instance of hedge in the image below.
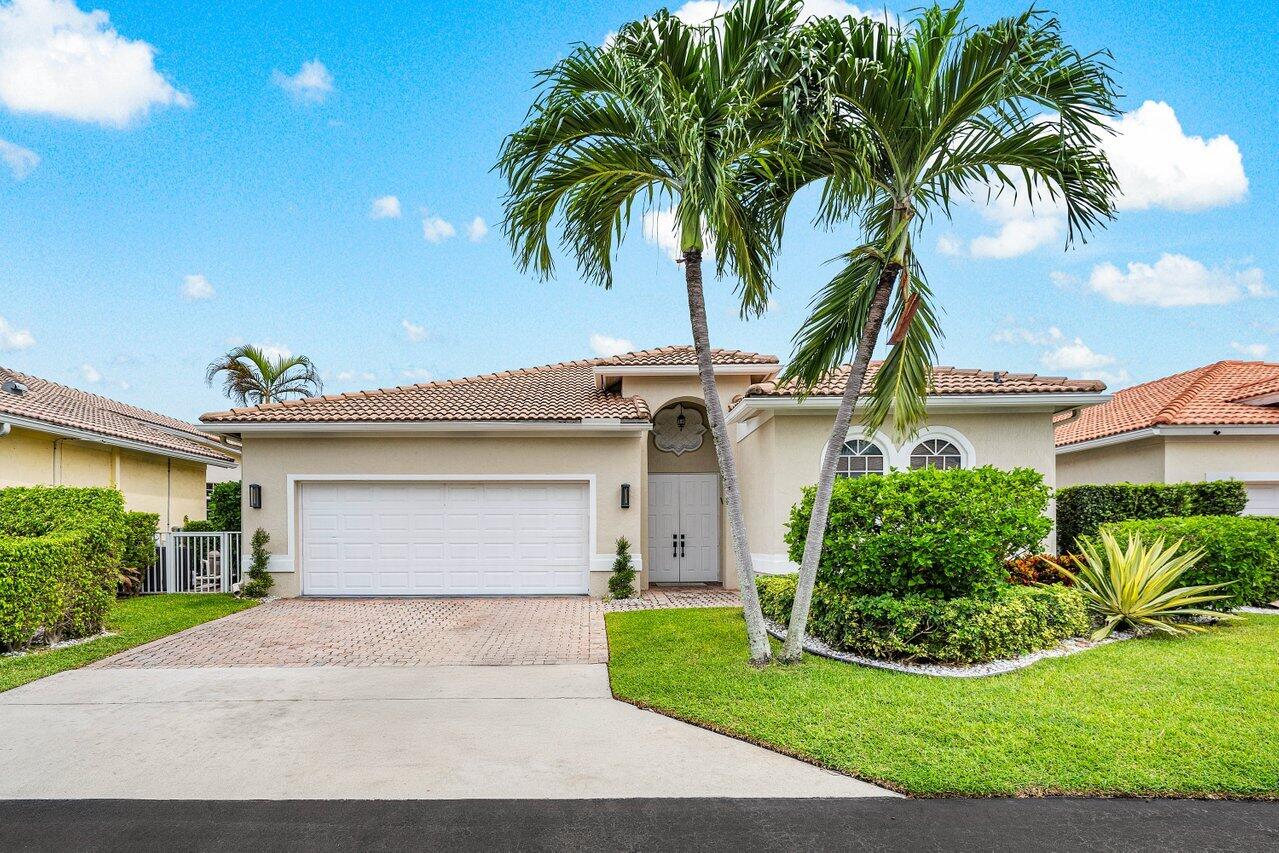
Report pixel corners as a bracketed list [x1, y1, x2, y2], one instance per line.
[1103, 516, 1279, 609]
[1056, 481, 1246, 552]
[758, 574, 1089, 665]
[0, 486, 126, 651]
[785, 466, 1052, 600]
[119, 511, 159, 595]
[207, 481, 241, 531]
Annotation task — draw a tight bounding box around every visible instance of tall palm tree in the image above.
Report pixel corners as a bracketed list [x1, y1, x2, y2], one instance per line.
[774, 5, 1121, 660]
[497, 0, 807, 663]
[205, 345, 323, 406]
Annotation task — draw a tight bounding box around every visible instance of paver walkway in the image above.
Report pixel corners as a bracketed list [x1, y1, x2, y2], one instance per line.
[95, 587, 742, 668]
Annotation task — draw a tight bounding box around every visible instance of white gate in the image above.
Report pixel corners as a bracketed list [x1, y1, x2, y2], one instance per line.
[144, 532, 243, 593]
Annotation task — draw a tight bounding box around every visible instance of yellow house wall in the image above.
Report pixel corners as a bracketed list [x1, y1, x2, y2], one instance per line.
[0, 426, 58, 486]
[1056, 436, 1166, 487]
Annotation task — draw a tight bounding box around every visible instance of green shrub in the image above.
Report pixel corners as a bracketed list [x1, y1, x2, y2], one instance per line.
[785, 466, 1052, 600]
[240, 528, 273, 598]
[1104, 516, 1279, 608]
[207, 481, 241, 531]
[1056, 481, 1246, 552]
[608, 536, 637, 598]
[758, 574, 1089, 665]
[182, 517, 218, 532]
[118, 511, 159, 596]
[0, 486, 126, 650]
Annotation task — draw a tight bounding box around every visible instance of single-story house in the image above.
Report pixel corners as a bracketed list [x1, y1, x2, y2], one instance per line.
[1056, 360, 1279, 515]
[0, 366, 239, 529]
[199, 346, 1107, 597]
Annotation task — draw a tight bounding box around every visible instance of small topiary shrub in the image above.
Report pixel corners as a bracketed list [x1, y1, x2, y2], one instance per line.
[608, 536, 637, 599]
[786, 466, 1052, 600]
[239, 527, 274, 598]
[758, 574, 1089, 664]
[118, 511, 159, 596]
[0, 486, 126, 650]
[207, 481, 241, 531]
[1056, 481, 1246, 552]
[1103, 516, 1279, 608]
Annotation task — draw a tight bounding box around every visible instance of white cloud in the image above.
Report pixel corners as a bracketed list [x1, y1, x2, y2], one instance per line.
[401, 319, 426, 342]
[969, 203, 1062, 259]
[254, 342, 291, 361]
[467, 216, 488, 242]
[369, 195, 401, 219]
[936, 234, 962, 256]
[335, 369, 376, 383]
[272, 59, 333, 103]
[422, 213, 455, 244]
[0, 314, 35, 350]
[0, 0, 190, 127]
[673, 0, 889, 26]
[991, 324, 1062, 346]
[80, 362, 100, 383]
[400, 368, 432, 381]
[1231, 342, 1269, 359]
[993, 318, 1127, 384]
[589, 333, 634, 357]
[181, 273, 214, 301]
[642, 207, 714, 260]
[1087, 253, 1270, 308]
[0, 137, 37, 178]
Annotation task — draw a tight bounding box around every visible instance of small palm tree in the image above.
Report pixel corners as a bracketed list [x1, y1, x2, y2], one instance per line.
[497, 0, 808, 663]
[205, 345, 323, 406]
[776, 5, 1121, 660]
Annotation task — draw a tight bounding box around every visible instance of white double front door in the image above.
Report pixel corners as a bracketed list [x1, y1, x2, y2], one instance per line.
[648, 473, 720, 583]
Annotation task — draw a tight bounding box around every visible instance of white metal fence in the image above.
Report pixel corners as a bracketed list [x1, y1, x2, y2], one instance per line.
[143, 531, 243, 594]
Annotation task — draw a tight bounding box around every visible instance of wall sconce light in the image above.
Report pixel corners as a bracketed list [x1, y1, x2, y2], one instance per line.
[248, 483, 262, 509]
[676, 411, 687, 431]
[620, 483, 631, 509]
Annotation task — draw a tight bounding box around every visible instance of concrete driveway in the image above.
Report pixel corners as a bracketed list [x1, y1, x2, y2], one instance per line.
[0, 596, 892, 799]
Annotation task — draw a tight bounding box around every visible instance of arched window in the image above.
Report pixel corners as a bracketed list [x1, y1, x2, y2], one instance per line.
[836, 439, 885, 479]
[909, 438, 963, 470]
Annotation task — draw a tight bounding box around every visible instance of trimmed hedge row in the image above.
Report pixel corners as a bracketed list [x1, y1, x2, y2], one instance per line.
[1056, 481, 1246, 552]
[0, 486, 127, 650]
[1104, 516, 1279, 609]
[758, 574, 1089, 665]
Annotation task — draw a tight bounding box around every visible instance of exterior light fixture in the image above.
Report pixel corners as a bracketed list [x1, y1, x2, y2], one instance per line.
[248, 483, 262, 509]
[676, 411, 687, 430]
[620, 483, 631, 509]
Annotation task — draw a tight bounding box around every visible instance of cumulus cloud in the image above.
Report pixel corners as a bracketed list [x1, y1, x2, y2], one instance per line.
[467, 216, 488, 242]
[254, 342, 292, 361]
[422, 213, 455, 244]
[369, 195, 401, 219]
[993, 318, 1127, 384]
[589, 333, 634, 358]
[0, 137, 37, 178]
[1086, 254, 1270, 308]
[936, 234, 962, 256]
[181, 273, 214, 301]
[0, 314, 35, 350]
[400, 368, 432, 381]
[80, 362, 101, 383]
[991, 323, 1062, 346]
[401, 319, 426, 342]
[0, 0, 190, 126]
[272, 59, 333, 103]
[335, 369, 377, 383]
[969, 197, 1063, 259]
[1231, 342, 1269, 359]
[642, 207, 715, 260]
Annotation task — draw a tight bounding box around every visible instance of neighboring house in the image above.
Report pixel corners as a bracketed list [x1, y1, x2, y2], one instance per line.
[1056, 360, 1279, 516]
[199, 346, 1106, 597]
[0, 367, 239, 530]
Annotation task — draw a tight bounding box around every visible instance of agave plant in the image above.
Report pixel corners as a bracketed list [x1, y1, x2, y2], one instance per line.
[1062, 530, 1238, 640]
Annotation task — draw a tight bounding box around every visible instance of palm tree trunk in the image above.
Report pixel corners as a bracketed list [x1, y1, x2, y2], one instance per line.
[682, 248, 772, 664]
[780, 263, 897, 662]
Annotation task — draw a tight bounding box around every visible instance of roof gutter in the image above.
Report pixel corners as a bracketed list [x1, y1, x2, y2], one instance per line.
[199, 418, 654, 436]
[1057, 423, 1279, 454]
[0, 413, 237, 467]
[726, 392, 1112, 424]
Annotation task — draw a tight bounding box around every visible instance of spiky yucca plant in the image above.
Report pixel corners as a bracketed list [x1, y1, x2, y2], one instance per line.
[1063, 530, 1238, 640]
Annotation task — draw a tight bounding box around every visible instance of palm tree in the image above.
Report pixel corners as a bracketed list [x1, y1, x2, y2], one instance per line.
[205, 345, 323, 406]
[497, 0, 808, 663]
[774, 5, 1121, 661]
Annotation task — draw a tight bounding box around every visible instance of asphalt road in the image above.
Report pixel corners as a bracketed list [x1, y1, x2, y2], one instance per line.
[1, 797, 1276, 852]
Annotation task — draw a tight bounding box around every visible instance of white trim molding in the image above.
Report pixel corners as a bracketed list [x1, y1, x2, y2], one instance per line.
[727, 392, 1111, 423]
[1057, 424, 1279, 455]
[593, 364, 775, 380]
[202, 419, 651, 436]
[1207, 471, 1279, 484]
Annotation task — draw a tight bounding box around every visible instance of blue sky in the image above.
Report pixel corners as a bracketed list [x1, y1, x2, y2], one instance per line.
[1, 0, 1276, 421]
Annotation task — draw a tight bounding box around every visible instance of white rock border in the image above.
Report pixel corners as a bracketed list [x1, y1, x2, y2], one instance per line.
[1, 631, 117, 659]
[765, 620, 1136, 679]
[1239, 606, 1279, 615]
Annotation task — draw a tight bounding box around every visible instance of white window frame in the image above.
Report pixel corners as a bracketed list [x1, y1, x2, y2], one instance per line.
[835, 430, 893, 478]
[836, 425, 976, 472]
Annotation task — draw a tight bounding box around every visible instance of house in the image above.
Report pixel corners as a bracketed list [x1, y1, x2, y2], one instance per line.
[1056, 360, 1279, 515]
[0, 366, 239, 529]
[198, 346, 1107, 596]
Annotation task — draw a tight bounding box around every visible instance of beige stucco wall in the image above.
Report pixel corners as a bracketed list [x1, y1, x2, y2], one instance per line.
[1056, 437, 1165, 487]
[1164, 435, 1279, 482]
[0, 424, 207, 530]
[238, 433, 647, 597]
[621, 374, 755, 419]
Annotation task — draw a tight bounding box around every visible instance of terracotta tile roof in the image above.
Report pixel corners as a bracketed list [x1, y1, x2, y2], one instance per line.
[739, 363, 1105, 403]
[1055, 360, 1279, 447]
[0, 366, 236, 464]
[599, 345, 778, 366]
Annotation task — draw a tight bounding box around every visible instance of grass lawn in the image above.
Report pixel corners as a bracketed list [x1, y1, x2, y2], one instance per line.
[606, 607, 1279, 798]
[0, 594, 256, 693]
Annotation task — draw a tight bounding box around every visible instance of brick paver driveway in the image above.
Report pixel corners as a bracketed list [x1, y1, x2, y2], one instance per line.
[95, 588, 740, 669]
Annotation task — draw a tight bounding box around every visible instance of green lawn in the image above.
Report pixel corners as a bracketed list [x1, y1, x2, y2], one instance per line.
[0, 594, 256, 693]
[606, 607, 1279, 798]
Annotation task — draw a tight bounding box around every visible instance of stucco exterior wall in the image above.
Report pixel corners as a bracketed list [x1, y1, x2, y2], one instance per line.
[238, 433, 647, 597]
[621, 374, 755, 418]
[0, 426, 57, 486]
[1056, 436, 1165, 487]
[1163, 435, 1279, 483]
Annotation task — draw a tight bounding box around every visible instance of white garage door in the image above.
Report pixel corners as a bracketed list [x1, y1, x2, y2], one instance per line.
[300, 480, 590, 595]
[1244, 482, 1279, 516]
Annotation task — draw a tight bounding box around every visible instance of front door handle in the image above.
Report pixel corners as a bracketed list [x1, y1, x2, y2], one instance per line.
[672, 533, 678, 558]
[680, 533, 686, 558]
